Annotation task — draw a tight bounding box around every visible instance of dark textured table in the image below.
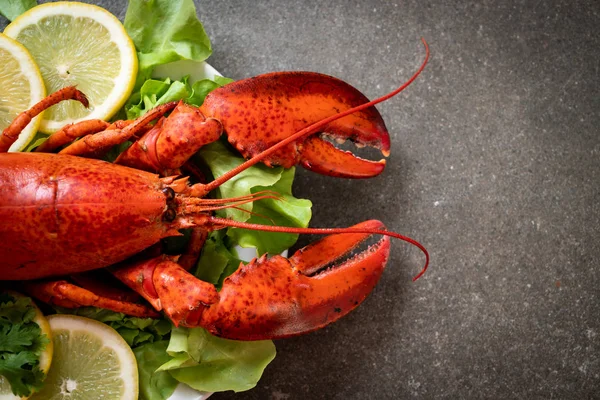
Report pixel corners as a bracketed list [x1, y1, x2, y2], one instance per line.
[2, 1, 599, 398]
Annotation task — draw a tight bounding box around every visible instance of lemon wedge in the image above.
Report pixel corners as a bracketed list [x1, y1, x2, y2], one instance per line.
[0, 292, 53, 400]
[0, 33, 45, 152]
[29, 315, 138, 400]
[4, 1, 138, 133]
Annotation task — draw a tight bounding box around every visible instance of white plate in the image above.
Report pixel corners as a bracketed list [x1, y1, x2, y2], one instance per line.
[168, 383, 212, 400]
[152, 59, 222, 82]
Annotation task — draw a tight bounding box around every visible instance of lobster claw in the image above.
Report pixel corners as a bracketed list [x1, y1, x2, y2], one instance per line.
[196, 220, 389, 340]
[109, 220, 392, 340]
[200, 72, 391, 178]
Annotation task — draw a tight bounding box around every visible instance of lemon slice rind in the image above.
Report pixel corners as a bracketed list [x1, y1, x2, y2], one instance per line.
[0, 33, 45, 152]
[4, 1, 138, 133]
[29, 314, 138, 400]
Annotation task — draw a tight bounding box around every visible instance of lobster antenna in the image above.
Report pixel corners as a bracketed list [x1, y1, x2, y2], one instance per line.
[199, 38, 430, 195]
[206, 216, 429, 281]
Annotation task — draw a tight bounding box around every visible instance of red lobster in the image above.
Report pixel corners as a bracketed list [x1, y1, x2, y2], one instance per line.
[0, 41, 430, 340]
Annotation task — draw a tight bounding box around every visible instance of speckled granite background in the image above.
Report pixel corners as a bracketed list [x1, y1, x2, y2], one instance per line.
[2, 1, 599, 398]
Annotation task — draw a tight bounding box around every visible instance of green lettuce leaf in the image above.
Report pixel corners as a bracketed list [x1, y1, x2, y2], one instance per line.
[124, 0, 212, 91]
[134, 341, 179, 400]
[23, 131, 48, 152]
[0, 0, 36, 21]
[125, 75, 232, 119]
[193, 230, 246, 288]
[0, 293, 50, 397]
[198, 140, 312, 255]
[125, 77, 187, 119]
[186, 78, 226, 106]
[160, 327, 275, 393]
[194, 231, 236, 286]
[229, 167, 312, 255]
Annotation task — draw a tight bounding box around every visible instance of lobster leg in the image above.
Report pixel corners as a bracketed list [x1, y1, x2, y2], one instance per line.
[37, 119, 153, 154]
[0, 86, 88, 152]
[70, 270, 143, 303]
[34, 119, 110, 152]
[21, 280, 160, 318]
[178, 227, 209, 271]
[58, 102, 179, 157]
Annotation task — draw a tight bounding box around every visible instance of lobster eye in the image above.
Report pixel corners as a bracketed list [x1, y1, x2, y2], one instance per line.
[162, 187, 175, 201]
[163, 208, 176, 222]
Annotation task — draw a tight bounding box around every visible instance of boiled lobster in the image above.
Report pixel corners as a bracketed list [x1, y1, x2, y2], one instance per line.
[0, 41, 429, 340]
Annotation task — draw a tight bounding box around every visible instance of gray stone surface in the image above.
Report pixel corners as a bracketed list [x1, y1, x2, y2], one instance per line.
[2, 0, 599, 398]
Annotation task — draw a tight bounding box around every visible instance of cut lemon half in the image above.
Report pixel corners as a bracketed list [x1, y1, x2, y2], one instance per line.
[0, 292, 53, 400]
[0, 33, 45, 152]
[29, 315, 138, 400]
[4, 1, 138, 133]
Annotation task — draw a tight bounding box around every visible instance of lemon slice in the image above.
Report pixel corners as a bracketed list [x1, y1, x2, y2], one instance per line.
[0, 292, 53, 400]
[4, 1, 138, 133]
[29, 315, 138, 400]
[0, 33, 45, 152]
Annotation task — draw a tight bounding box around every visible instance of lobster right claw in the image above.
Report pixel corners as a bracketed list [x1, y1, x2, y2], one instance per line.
[197, 220, 390, 340]
[109, 221, 388, 340]
[199, 72, 391, 178]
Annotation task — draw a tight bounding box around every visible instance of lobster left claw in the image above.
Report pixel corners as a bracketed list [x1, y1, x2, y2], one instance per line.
[200, 72, 391, 178]
[198, 221, 390, 340]
[113, 221, 389, 340]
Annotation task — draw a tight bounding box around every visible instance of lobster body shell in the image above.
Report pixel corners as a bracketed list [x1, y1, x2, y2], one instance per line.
[0, 152, 171, 280]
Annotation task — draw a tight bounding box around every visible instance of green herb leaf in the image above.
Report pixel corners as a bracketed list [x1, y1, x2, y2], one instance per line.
[0, 352, 46, 396]
[0, 293, 50, 397]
